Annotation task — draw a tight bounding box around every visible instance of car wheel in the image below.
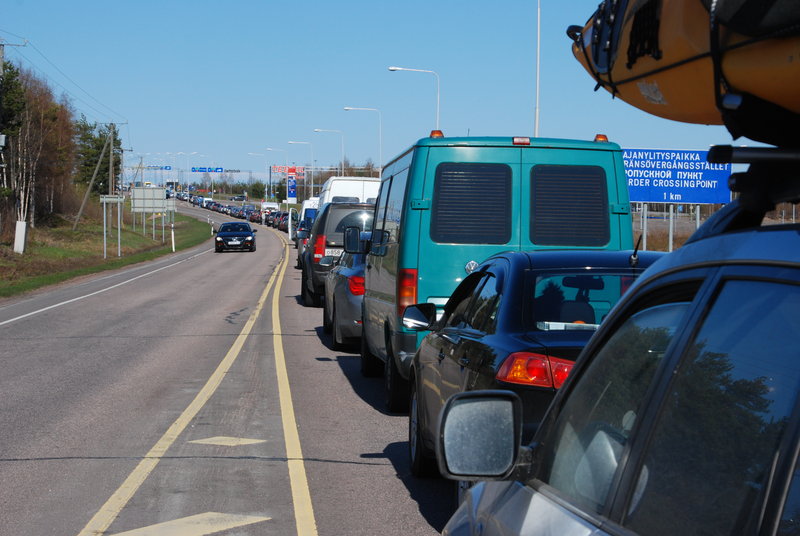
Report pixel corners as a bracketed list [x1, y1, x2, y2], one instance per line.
[322, 295, 333, 334]
[250, 244, 256, 252]
[385, 343, 410, 413]
[360, 333, 382, 378]
[332, 304, 346, 351]
[409, 377, 438, 477]
[301, 271, 312, 306]
[215, 248, 223, 253]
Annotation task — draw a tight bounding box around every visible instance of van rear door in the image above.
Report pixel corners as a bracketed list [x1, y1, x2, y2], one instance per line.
[520, 145, 633, 250]
[412, 146, 523, 307]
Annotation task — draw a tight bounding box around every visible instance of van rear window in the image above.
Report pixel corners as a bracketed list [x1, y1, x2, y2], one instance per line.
[531, 165, 610, 246]
[432, 163, 511, 244]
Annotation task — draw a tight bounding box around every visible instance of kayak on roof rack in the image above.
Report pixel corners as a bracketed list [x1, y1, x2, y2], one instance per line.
[567, 0, 800, 147]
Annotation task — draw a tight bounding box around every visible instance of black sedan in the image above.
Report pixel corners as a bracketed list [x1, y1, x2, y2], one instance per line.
[403, 249, 664, 479]
[214, 222, 257, 252]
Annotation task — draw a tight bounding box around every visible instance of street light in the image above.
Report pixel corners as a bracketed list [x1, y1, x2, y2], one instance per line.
[247, 152, 269, 199]
[266, 147, 288, 199]
[388, 65, 440, 130]
[313, 128, 345, 177]
[288, 141, 314, 199]
[344, 106, 382, 178]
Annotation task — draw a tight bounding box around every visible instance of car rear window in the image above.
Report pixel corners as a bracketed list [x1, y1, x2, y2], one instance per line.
[323, 208, 374, 246]
[530, 271, 638, 331]
[530, 165, 610, 247]
[431, 163, 511, 244]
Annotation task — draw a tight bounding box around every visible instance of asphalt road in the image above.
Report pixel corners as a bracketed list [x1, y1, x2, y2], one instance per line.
[0, 205, 453, 536]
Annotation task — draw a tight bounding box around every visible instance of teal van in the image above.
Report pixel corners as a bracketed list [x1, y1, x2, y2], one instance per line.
[348, 134, 634, 411]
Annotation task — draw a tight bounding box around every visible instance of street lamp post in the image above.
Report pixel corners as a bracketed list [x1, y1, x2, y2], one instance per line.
[247, 152, 270, 199]
[344, 106, 382, 178]
[266, 147, 288, 199]
[313, 128, 345, 177]
[388, 66, 440, 130]
[288, 141, 314, 199]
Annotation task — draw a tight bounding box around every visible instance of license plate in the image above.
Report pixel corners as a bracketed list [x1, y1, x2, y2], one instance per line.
[325, 248, 342, 257]
[229, 240, 241, 245]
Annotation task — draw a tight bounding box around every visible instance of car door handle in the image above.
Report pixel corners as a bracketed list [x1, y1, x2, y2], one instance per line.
[458, 357, 469, 367]
[437, 351, 446, 361]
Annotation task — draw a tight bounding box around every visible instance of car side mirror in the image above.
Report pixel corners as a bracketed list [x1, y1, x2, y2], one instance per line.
[319, 256, 335, 267]
[402, 303, 437, 330]
[344, 226, 367, 254]
[252, 229, 258, 233]
[297, 230, 309, 240]
[437, 390, 523, 480]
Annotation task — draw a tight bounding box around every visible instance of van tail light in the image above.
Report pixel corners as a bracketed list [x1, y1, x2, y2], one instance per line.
[313, 234, 326, 263]
[348, 275, 365, 296]
[496, 352, 574, 389]
[397, 268, 418, 317]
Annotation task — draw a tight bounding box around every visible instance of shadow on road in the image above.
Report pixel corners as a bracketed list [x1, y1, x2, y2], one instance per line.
[378, 441, 455, 532]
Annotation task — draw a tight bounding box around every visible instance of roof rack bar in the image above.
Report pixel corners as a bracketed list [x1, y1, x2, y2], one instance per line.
[709, 145, 800, 164]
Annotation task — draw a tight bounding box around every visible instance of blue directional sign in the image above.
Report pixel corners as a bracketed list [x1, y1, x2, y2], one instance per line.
[287, 176, 297, 201]
[191, 167, 224, 173]
[623, 149, 731, 204]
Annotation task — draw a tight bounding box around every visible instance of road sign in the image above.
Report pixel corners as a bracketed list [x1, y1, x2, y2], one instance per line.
[100, 195, 124, 203]
[623, 149, 731, 204]
[271, 165, 305, 174]
[191, 167, 224, 173]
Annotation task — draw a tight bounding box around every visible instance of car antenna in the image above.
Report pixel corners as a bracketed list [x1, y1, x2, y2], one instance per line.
[629, 234, 643, 268]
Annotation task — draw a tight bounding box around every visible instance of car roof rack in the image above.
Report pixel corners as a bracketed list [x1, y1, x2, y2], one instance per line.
[684, 145, 800, 245]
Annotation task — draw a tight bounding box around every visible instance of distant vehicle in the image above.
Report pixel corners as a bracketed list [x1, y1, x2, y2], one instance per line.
[402, 249, 663, 485]
[231, 195, 246, 201]
[322, 245, 369, 350]
[317, 176, 380, 207]
[300, 202, 374, 307]
[214, 222, 257, 253]
[346, 133, 635, 411]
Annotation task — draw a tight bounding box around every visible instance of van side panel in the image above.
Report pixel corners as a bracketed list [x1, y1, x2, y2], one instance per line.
[363, 150, 416, 363]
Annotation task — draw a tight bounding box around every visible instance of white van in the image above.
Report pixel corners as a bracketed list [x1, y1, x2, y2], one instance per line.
[261, 201, 279, 212]
[317, 176, 380, 206]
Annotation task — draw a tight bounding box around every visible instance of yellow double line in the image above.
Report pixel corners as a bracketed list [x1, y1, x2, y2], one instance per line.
[78, 236, 318, 536]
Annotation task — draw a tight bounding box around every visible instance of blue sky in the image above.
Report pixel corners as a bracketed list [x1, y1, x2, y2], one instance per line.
[3, 0, 740, 182]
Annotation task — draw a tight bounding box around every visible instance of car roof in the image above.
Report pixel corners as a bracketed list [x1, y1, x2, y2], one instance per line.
[483, 249, 665, 271]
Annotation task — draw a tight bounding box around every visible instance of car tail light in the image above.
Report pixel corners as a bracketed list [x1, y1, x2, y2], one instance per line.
[397, 268, 418, 317]
[313, 234, 326, 263]
[348, 275, 365, 296]
[496, 352, 574, 389]
[513, 136, 531, 145]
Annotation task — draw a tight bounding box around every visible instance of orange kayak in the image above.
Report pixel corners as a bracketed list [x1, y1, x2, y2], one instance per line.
[569, 0, 800, 127]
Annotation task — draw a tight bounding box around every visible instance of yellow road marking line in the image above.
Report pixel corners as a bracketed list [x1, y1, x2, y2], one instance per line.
[272, 239, 319, 536]
[111, 512, 270, 535]
[77, 248, 283, 536]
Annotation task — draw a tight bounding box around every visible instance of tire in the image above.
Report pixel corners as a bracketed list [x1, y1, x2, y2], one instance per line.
[332, 304, 346, 351]
[360, 333, 383, 378]
[409, 377, 439, 477]
[301, 271, 313, 307]
[250, 244, 256, 252]
[385, 343, 410, 413]
[322, 295, 332, 333]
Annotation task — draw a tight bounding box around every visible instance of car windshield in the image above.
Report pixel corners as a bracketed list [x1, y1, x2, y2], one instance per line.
[220, 223, 249, 233]
[530, 271, 638, 331]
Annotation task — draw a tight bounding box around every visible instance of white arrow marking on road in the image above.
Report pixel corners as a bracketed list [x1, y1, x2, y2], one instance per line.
[188, 436, 266, 447]
[111, 512, 270, 535]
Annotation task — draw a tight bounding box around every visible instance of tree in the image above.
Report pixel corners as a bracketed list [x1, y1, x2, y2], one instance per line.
[74, 116, 121, 195]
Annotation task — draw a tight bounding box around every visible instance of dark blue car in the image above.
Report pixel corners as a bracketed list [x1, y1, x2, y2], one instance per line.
[214, 222, 257, 252]
[402, 249, 664, 481]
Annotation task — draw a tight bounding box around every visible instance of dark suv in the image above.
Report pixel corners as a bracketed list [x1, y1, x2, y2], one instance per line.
[436, 146, 800, 536]
[300, 202, 374, 307]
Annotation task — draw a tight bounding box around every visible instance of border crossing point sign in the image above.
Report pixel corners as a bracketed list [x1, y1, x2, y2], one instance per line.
[623, 149, 731, 204]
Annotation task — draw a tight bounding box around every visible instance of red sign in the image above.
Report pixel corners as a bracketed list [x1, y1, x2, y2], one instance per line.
[271, 165, 305, 174]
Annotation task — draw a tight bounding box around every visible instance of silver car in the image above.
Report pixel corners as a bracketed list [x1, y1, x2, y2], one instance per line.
[322, 251, 366, 350]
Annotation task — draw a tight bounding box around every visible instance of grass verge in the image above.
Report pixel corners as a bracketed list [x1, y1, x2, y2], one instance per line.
[0, 213, 211, 298]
